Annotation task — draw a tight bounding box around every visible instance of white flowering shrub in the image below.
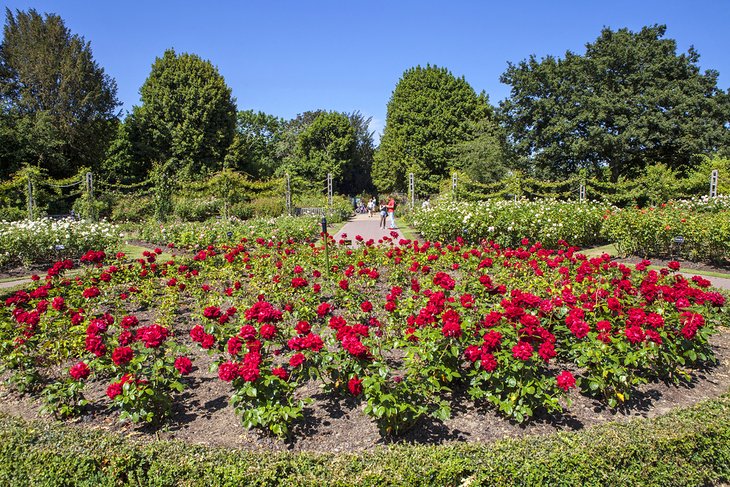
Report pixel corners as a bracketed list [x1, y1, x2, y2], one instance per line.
[412, 199, 610, 248]
[0, 218, 122, 268]
[134, 216, 320, 249]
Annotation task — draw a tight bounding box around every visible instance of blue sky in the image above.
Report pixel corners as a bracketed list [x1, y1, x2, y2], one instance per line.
[4, 1, 730, 140]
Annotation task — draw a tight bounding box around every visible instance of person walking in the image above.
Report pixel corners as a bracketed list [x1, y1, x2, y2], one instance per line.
[379, 201, 387, 229]
[387, 196, 396, 229]
[367, 197, 375, 217]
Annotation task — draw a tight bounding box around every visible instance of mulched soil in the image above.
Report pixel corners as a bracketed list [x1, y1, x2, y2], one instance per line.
[1, 323, 728, 453]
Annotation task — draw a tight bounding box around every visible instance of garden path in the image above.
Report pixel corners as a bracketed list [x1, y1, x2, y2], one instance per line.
[332, 212, 403, 244]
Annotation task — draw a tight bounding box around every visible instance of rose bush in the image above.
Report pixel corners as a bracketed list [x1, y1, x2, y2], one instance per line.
[411, 199, 609, 248]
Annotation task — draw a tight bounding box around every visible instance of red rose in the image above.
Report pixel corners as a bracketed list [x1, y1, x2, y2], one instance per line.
[360, 301, 373, 313]
[271, 367, 288, 380]
[106, 381, 123, 399]
[174, 356, 193, 375]
[556, 370, 576, 391]
[289, 352, 306, 368]
[69, 362, 90, 381]
[512, 341, 534, 361]
[218, 361, 239, 382]
[260, 324, 277, 340]
[135, 324, 169, 348]
[111, 346, 134, 366]
[348, 376, 363, 396]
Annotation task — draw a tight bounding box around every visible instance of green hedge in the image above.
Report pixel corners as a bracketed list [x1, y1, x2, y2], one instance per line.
[0, 394, 728, 486]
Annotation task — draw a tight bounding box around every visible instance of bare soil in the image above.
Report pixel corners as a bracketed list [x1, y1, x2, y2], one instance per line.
[1, 326, 728, 453]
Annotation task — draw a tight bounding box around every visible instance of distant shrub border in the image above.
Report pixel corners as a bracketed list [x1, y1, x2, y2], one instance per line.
[0, 394, 728, 486]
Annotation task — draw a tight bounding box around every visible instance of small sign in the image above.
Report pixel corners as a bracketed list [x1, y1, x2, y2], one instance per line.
[673, 236, 685, 244]
[54, 244, 65, 250]
[226, 231, 233, 238]
[321, 217, 328, 234]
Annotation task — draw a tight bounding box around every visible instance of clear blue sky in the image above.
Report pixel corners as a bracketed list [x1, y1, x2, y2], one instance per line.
[4, 1, 730, 140]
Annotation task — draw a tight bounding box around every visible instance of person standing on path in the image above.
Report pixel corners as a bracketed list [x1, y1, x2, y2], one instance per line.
[379, 201, 387, 228]
[387, 196, 396, 229]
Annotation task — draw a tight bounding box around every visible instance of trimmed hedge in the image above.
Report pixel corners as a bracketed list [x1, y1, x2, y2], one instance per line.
[0, 395, 728, 486]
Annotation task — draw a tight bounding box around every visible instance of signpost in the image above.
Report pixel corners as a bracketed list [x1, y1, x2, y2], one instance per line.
[321, 216, 330, 278]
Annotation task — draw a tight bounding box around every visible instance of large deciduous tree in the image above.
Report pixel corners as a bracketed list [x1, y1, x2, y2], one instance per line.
[0, 8, 120, 178]
[224, 110, 284, 179]
[373, 65, 498, 193]
[131, 49, 236, 179]
[500, 25, 730, 181]
[292, 111, 356, 191]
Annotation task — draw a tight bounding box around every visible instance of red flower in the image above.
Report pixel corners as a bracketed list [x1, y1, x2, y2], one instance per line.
[289, 352, 306, 368]
[218, 361, 239, 382]
[272, 367, 288, 380]
[295, 320, 311, 335]
[82, 287, 100, 299]
[106, 382, 123, 399]
[338, 279, 349, 290]
[625, 326, 645, 344]
[69, 362, 90, 381]
[556, 370, 576, 391]
[360, 301, 373, 313]
[174, 356, 193, 375]
[190, 325, 205, 342]
[480, 352, 498, 372]
[316, 302, 332, 317]
[512, 341, 534, 361]
[111, 346, 134, 366]
[136, 324, 169, 348]
[667, 261, 680, 271]
[260, 324, 277, 340]
[227, 336, 243, 355]
[348, 376, 363, 396]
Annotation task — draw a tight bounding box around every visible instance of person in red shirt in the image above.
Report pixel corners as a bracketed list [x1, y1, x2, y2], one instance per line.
[386, 196, 396, 229]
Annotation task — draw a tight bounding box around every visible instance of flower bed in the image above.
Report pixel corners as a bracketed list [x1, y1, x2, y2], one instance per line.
[602, 200, 730, 263]
[0, 218, 121, 269]
[130, 216, 320, 249]
[411, 199, 609, 248]
[1, 234, 727, 438]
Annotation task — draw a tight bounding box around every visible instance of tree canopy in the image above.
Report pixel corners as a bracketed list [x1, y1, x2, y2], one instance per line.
[500, 25, 730, 181]
[291, 111, 356, 190]
[0, 8, 120, 178]
[373, 65, 500, 194]
[225, 110, 284, 179]
[129, 49, 236, 180]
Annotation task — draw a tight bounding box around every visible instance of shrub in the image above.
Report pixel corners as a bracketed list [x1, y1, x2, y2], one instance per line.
[412, 199, 609, 248]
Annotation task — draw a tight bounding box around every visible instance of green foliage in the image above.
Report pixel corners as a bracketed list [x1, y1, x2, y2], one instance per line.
[374, 65, 501, 194]
[289, 111, 356, 189]
[40, 379, 87, 420]
[0, 8, 120, 178]
[0, 394, 728, 485]
[110, 194, 155, 222]
[131, 49, 236, 180]
[225, 110, 285, 179]
[500, 25, 730, 181]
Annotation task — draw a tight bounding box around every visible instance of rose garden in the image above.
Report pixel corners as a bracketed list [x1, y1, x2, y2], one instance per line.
[2, 7, 730, 485]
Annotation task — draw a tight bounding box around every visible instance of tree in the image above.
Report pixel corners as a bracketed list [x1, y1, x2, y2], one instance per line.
[290, 111, 356, 190]
[342, 111, 376, 195]
[131, 49, 236, 180]
[224, 110, 284, 178]
[373, 65, 498, 193]
[0, 8, 120, 178]
[500, 25, 730, 182]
